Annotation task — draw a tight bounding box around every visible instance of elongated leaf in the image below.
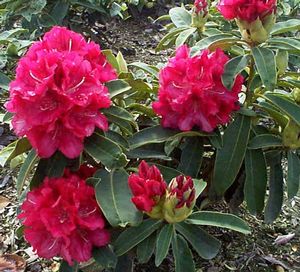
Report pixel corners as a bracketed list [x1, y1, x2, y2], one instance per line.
[150, 163, 183, 182]
[105, 130, 129, 150]
[169, 7, 191, 27]
[156, 27, 188, 52]
[93, 246, 117, 269]
[248, 134, 283, 149]
[222, 55, 250, 90]
[116, 51, 128, 73]
[102, 49, 120, 71]
[212, 115, 251, 196]
[84, 133, 128, 169]
[155, 224, 174, 266]
[16, 150, 38, 196]
[287, 151, 300, 199]
[127, 148, 171, 161]
[114, 219, 163, 256]
[45, 152, 67, 178]
[50, 0, 69, 24]
[0, 72, 10, 91]
[194, 34, 238, 52]
[128, 62, 159, 78]
[187, 211, 250, 234]
[268, 37, 300, 51]
[95, 168, 142, 227]
[194, 179, 207, 199]
[105, 79, 132, 98]
[271, 19, 300, 35]
[137, 233, 157, 264]
[264, 93, 300, 127]
[129, 126, 179, 149]
[115, 254, 133, 272]
[172, 233, 195, 272]
[244, 149, 267, 215]
[175, 27, 196, 47]
[264, 152, 284, 223]
[251, 47, 277, 91]
[178, 137, 203, 177]
[175, 222, 221, 259]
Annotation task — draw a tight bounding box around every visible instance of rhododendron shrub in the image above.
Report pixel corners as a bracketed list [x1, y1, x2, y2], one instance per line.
[152, 45, 243, 132]
[18, 169, 110, 265]
[5, 26, 117, 159]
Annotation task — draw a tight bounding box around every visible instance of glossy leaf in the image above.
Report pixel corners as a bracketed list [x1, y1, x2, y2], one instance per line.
[222, 55, 250, 90]
[137, 233, 157, 264]
[116, 51, 128, 73]
[178, 137, 203, 177]
[84, 133, 128, 169]
[92, 246, 117, 269]
[95, 168, 142, 227]
[251, 47, 277, 91]
[128, 62, 159, 78]
[212, 115, 251, 196]
[264, 152, 284, 223]
[194, 179, 207, 199]
[271, 19, 300, 35]
[172, 233, 195, 272]
[114, 219, 163, 256]
[268, 37, 300, 51]
[16, 150, 38, 196]
[175, 27, 196, 47]
[287, 151, 300, 199]
[155, 224, 174, 266]
[150, 163, 183, 182]
[45, 152, 67, 178]
[264, 93, 300, 127]
[169, 7, 191, 27]
[127, 147, 171, 161]
[187, 211, 250, 234]
[244, 149, 267, 215]
[248, 134, 283, 149]
[194, 34, 239, 52]
[175, 222, 221, 260]
[115, 254, 133, 272]
[105, 79, 132, 98]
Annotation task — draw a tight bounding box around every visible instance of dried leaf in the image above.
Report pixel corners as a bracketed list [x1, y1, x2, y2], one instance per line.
[273, 233, 295, 245]
[0, 254, 26, 272]
[0, 196, 10, 210]
[263, 255, 291, 270]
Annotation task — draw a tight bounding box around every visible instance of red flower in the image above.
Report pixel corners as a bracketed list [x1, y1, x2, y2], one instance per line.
[128, 161, 167, 213]
[5, 26, 117, 159]
[18, 172, 110, 265]
[217, 0, 276, 23]
[152, 45, 243, 132]
[194, 0, 208, 15]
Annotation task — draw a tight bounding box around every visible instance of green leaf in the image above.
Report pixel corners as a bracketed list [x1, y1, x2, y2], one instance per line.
[0, 72, 10, 91]
[127, 148, 171, 161]
[187, 211, 250, 234]
[45, 152, 67, 178]
[222, 55, 250, 90]
[178, 137, 203, 177]
[50, 0, 69, 24]
[105, 130, 129, 150]
[194, 179, 207, 199]
[0, 138, 31, 167]
[128, 62, 159, 78]
[116, 51, 128, 73]
[264, 152, 284, 223]
[16, 149, 38, 196]
[150, 163, 183, 182]
[287, 151, 300, 199]
[137, 233, 156, 264]
[172, 233, 195, 272]
[175, 27, 196, 47]
[102, 49, 120, 71]
[264, 93, 300, 127]
[244, 149, 267, 215]
[155, 224, 174, 266]
[95, 168, 142, 227]
[271, 19, 300, 35]
[84, 133, 128, 169]
[129, 125, 179, 149]
[212, 115, 251, 196]
[248, 134, 283, 149]
[114, 219, 163, 256]
[93, 246, 117, 269]
[194, 34, 239, 52]
[251, 47, 277, 91]
[105, 79, 132, 98]
[156, 27, 188, 52]
[176, 222, 221, 259]
[169, 7, 191, 27]
[268, 37, 300, 52]
[115, 254, 133, 272]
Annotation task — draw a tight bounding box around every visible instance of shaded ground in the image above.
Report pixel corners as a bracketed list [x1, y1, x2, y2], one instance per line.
[1, 14, 300, 272]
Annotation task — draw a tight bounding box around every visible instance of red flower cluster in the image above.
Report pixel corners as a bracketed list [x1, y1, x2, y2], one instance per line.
[128, 161, 167, 213]
[5, 26, 117, 159]
[217, 0, 277, 23]
[194, 0, 208, 15]
[18, 170, 109, 265]
[152, 45, 243, 132]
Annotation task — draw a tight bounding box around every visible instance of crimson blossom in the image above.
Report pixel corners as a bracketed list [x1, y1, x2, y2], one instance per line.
[128, 160, 167, 217]
[18, 170, 110, 265]
[194, 0, 208, 15]
[152, 45, 243, 132]
[217, 0, 277, 23]
[5, 26, 117, 159]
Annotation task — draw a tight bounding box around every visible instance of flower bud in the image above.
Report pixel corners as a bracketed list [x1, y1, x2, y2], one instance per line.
[163, 175, 196, 223]
[191, 0, 209, 30]
[128, 161, 167, 219]
[283, 120, 300, 150]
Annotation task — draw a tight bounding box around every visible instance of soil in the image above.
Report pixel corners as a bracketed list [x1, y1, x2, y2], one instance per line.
[0, 13, 300, 272]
